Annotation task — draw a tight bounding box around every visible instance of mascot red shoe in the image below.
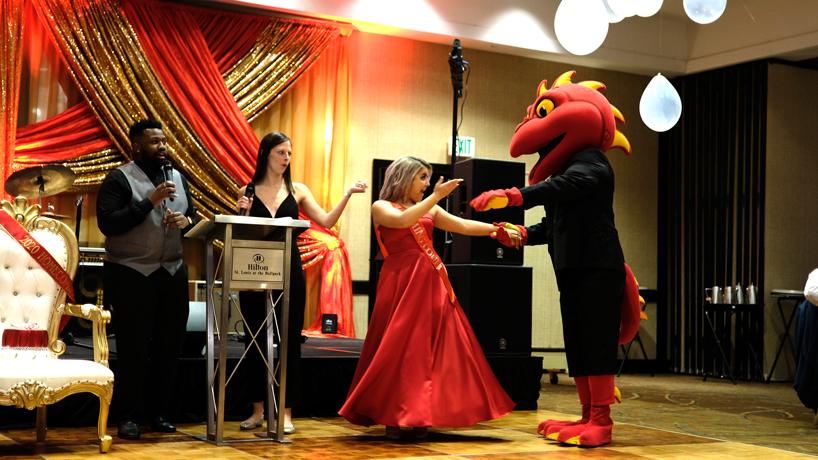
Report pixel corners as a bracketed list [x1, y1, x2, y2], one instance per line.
[473, 71, 645, 447]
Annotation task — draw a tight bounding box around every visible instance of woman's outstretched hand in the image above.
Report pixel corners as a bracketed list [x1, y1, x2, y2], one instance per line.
[432, 177, 462, 201]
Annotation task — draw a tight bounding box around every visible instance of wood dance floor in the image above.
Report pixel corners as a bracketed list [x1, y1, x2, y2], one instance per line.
[2, 372, 816, 459]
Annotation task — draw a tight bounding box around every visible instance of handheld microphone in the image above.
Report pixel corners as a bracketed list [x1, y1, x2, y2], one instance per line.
[240, 182, 255, 216]
[162, 161, 174, 202]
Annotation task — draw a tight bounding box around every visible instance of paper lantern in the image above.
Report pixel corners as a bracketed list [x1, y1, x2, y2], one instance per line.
[606, 0, 638, 17]
[601, 0, 624, 23]
[554, 0, 609, 56]
[683, 0, 727, 24]
[640, 74, 682, 132]
[635, 0, 663, 17]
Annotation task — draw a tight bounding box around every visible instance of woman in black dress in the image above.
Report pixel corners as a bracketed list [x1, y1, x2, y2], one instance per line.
[236, 132, 366, 432]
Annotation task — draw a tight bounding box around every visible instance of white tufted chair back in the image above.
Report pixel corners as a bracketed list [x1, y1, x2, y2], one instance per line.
[0, 198, 76, 360]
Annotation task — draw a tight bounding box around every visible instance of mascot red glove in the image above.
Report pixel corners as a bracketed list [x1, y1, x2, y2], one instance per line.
[491, 222, 528, 247]
[470, 187, 523, 211]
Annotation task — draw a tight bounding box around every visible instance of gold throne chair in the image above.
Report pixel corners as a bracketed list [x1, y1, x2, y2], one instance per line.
[0, 197, 114, 453]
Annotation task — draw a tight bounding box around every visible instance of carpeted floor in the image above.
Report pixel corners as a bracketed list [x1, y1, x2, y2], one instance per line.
[3, 372, 817, 459]
[547, 372, 818, 455]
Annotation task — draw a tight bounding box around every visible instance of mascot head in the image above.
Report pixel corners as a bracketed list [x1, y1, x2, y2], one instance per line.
[510, 70, 631, 185]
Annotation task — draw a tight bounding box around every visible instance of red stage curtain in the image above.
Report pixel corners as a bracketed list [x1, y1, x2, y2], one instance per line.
[123, 0, 259, 185]
[298, 210, 355, 338]
[13, 100, 115, 164]
[11, 4, 267, 168]
[13, 0, 342, 211]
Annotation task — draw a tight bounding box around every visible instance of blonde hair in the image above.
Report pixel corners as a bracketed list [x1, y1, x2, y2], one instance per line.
[379, 156, 432, 202]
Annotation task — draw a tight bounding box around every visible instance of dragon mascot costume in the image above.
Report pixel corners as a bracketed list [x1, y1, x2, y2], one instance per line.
[471, 71, 644, 447]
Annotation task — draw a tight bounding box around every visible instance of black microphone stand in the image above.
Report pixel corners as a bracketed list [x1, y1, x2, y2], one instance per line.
[444, 38, 466, 264]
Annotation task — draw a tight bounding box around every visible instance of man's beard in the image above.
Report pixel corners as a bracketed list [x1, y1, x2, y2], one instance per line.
[143, 154, 165, 169]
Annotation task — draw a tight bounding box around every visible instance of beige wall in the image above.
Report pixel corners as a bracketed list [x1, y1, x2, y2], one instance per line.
[51, 33, 817, 378]
[338, 32, 659, 352]
[764, 63, 818, 380]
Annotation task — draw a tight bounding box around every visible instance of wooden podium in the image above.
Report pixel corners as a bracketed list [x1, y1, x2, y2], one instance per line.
[186, 215, 310, 445]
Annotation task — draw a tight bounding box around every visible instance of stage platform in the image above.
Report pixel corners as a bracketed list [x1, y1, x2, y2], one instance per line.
[0, 335, 542, 429]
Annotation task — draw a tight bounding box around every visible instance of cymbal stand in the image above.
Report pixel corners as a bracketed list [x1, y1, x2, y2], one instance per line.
[37, 175, 45, 208]
[75, 197, 84, 240]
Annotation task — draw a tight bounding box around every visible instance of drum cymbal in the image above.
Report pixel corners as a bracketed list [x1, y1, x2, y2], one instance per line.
[5, 165, 76, 199]
[41, 212, 71, 220]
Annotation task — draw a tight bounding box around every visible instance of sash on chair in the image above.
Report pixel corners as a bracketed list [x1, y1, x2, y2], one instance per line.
[0, 211, 76, 350]
[0, 211, 75, 302]
[377, 202, 457, 303]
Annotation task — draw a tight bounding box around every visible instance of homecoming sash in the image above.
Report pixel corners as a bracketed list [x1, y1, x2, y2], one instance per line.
[0, 211, 75, 302]
[378, 202, 456, 303]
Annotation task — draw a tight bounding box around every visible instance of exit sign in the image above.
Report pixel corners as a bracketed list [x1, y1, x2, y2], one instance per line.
[447, 136, 475, 158]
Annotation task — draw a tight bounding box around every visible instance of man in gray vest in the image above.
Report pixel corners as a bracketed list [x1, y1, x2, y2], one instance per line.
[97, 119, 197, 440]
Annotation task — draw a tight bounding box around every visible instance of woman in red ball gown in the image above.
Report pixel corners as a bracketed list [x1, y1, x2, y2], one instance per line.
[339, 156, 518, 440]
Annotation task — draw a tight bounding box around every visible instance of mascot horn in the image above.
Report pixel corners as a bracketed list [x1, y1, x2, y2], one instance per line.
[472, 71, 646, 447]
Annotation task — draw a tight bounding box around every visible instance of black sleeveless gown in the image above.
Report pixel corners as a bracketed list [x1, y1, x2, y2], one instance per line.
[238, 193, 306, 407]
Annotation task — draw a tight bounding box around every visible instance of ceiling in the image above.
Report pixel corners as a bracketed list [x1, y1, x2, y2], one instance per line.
[200, 0, 818, 77]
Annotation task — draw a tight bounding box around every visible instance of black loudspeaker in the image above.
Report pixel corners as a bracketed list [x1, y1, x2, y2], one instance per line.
[183, 301, 206, 358]
[451, 158, 526, 265]
[447, 264, 532, 356]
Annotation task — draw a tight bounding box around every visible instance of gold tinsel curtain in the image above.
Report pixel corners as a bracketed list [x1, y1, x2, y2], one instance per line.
[1, 0, 25, 201]
[227, 18, 340, 122]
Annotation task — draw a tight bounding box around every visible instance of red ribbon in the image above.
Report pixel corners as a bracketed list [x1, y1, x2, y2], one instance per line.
[1, 329, 48, 348]
[384, 203, 456, 303]
[0, 211, 75, 302]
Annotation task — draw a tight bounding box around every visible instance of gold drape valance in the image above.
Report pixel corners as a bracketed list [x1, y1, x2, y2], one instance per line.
[226, 18, 340, 121]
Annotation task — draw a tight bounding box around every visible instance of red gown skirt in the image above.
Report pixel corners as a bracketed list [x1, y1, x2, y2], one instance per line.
[339, 214, 515, 427]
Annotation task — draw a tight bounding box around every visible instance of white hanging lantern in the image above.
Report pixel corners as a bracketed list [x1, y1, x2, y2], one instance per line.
[635, 0, 663, 18]
[601, 0, 624, 23]
[683, 0, 727, 24]
[606, 0, 638, 17]
[640, 74, 682, 132]
[554, 0, 610, 56]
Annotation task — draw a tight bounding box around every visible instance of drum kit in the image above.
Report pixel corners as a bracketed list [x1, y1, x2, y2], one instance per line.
[4, 164, 82, 236]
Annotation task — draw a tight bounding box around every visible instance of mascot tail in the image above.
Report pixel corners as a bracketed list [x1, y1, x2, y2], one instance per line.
[619, 263, 646, 345]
